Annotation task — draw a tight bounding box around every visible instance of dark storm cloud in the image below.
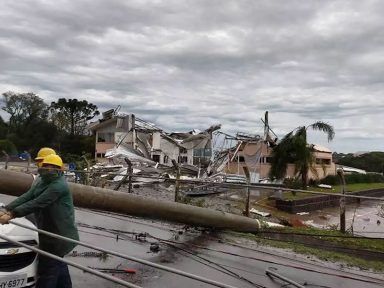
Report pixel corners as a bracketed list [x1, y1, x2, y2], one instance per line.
[1, 0, 384, 152]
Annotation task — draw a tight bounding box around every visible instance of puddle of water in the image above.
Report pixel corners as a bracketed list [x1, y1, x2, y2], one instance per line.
[294, 199, 384, 237]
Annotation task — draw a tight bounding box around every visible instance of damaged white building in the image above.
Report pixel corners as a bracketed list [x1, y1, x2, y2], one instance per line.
[87, 109, 220, 168]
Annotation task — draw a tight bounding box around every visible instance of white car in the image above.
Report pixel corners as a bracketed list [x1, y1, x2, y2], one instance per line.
[0, 217, 38, 288]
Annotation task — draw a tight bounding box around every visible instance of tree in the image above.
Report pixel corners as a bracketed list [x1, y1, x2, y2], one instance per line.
[1, 92, 48, 132]
[1, 92, 55, 153]
[335, 152, 384, 173]
[0, 116, 7, 138]
[49, 98, 100, 136]
[0, 139, 17, 154]
[269, 121, 335, 189]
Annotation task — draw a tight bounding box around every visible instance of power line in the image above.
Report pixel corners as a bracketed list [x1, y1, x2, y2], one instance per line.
[149, 233, 384, 285]
[163, 241, 266, 288]
[70, 220, 384, 285]
[75, 208, 184, 233]
[9, 220, 239, 288]
[0, 233, 141, 288]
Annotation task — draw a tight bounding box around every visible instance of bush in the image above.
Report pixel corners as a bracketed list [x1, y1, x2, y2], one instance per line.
[308, 178, 320, 186]
[320, 173, 384, 185]
[283, 178, 302, 189]
[320, 175, 339, 185]
[0, 139, 17, 155]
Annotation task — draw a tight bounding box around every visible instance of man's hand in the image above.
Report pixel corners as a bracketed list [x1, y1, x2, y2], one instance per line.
[0, 209, 11, 217]
[0, 213, 12, 225]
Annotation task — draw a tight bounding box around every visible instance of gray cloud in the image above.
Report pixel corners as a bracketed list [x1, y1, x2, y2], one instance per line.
[1, 0, 383, 153]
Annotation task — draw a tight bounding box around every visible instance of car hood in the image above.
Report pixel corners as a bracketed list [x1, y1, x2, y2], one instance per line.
[0, 218, 38, 239]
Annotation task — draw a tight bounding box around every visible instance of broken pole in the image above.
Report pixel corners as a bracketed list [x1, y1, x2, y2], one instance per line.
[113, 158, 133, 192]
[243, 166, 251, 217]
[172, 159, 180, 202]
[0, 169, 261, 233]
[337, 169, 346, 233]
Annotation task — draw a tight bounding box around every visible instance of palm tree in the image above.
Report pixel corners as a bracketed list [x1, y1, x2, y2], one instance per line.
[269, 121, 335, 189]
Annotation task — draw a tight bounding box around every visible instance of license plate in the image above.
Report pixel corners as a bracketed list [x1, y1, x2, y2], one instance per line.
[0, 274, 27, 288]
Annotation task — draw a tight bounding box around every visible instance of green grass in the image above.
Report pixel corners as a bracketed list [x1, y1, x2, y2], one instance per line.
[227, 227, 384, 271]
[272, 226, 384, 251]
[283, 183, 384, 200]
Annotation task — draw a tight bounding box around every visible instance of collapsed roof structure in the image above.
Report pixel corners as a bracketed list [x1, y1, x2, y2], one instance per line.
[87, 108, 221, 181]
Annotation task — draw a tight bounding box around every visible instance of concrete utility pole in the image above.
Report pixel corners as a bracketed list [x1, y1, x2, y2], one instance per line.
[337, 169, 346, 233]
[0, 169, 260, 233]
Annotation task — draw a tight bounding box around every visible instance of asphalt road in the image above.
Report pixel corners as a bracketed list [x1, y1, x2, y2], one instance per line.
[67, 207, 384, 288]
[1, 183, 384, 287]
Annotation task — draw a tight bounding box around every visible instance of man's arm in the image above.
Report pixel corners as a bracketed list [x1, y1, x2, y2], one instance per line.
[11, 184, 63, 218]
[5, 185, 37, 212]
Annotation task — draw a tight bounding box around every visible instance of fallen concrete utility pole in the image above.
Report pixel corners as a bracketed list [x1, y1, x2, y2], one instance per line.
[0, 170, 260, 232]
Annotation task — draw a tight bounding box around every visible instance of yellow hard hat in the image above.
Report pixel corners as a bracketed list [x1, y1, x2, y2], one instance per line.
[35, 147, 56, 161]
[42, 154, 63, 169]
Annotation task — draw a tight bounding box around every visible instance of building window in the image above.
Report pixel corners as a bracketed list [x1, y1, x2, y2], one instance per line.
[97, 132, 114, 143]
[316, 158, 331, 165]
[152, 155, 160, 162]
[193, 148, 212, 157]
[178, 156, 188, 163]
[180, 147, 188, 154]
[193, 148, 212, 166]
[232, 155, 245, 162]
[96, 153, 105, 158]
[163, 155, 169, 164]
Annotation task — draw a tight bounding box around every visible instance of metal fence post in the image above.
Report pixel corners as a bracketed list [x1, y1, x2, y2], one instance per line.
[26, 152, 31, 172]
[172, 160, 180, 202]
[2, 151, 9, 170]
[242, 166, 251, 217]
[125, 158, 133, 193]
[337, 169, 346, 233]
[82, 155, 90, 186]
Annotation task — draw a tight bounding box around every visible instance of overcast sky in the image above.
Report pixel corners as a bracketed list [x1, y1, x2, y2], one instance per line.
[1, 0, 383, 153]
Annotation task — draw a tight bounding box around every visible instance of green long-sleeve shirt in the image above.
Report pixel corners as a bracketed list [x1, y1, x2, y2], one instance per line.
[6, 174, 79, 257]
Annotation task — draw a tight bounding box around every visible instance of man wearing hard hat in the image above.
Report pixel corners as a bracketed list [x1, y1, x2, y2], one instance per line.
[0, 153, 79, 288]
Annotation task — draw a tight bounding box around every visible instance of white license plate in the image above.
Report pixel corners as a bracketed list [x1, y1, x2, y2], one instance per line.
[0, 274, 27, 288]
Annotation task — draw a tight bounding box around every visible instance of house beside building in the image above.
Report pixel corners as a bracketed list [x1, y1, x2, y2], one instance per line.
[87, 109, 220, 168]
[217, 140, 336, 182]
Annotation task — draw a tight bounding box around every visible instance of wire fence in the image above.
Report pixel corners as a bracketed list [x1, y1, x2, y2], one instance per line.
[1, 162, 384, 202]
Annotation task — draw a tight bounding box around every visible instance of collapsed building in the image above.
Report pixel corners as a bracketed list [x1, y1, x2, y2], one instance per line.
[206, 112, 336, 184]
[87, 109, 336, 186]
[87, 108, 220, 179]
